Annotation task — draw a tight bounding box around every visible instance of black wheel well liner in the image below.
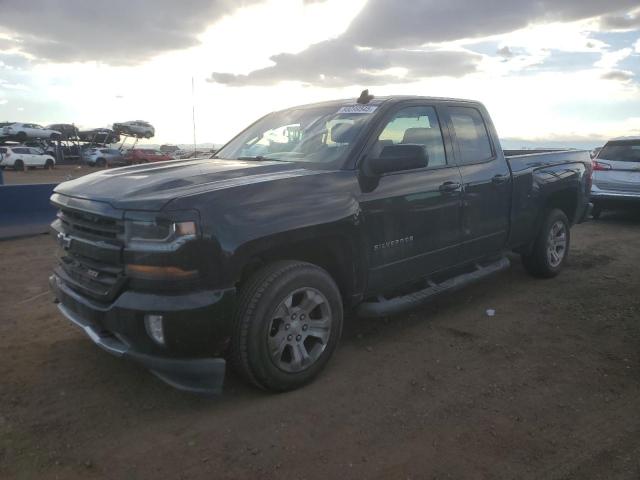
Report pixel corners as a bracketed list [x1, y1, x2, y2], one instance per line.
[237, 235, 359, 302]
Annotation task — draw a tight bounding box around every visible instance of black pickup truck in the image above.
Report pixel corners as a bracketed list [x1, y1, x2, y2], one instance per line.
[49, 95, 592, 394]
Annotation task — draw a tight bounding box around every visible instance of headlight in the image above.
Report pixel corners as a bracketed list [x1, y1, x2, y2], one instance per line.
[124, 211, 199, 250]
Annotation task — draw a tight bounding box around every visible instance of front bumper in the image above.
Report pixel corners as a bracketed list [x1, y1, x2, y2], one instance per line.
[50, 273, 236, 394]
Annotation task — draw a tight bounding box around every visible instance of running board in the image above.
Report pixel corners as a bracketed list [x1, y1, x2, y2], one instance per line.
[357, 257, 511, 318]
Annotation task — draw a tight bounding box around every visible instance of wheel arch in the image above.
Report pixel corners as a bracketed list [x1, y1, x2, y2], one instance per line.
[542, 188, 579, 225]
[235, 233, 363, 305]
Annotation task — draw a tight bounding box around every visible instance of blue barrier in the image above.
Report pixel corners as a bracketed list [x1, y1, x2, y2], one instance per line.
[0, 183, 57, 239]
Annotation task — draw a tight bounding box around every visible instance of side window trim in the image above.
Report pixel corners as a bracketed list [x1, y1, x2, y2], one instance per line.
[445, 104, 496, 166]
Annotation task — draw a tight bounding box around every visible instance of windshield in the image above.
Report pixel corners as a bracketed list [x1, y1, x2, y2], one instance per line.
[598, 140, 640, 162]
[215, 104, 379, 165]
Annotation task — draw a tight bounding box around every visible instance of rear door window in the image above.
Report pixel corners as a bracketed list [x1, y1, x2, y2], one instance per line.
[598, 141, 640, 162]
[449, 107, 494, 164]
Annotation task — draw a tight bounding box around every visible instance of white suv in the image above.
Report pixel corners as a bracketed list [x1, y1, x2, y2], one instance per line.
[1, 123, 62, 141]
[113, 120, 155, 139]
[0, 146, 56, 170]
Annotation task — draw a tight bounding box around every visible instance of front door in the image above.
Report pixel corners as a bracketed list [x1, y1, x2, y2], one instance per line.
[359, 104, 463, 294]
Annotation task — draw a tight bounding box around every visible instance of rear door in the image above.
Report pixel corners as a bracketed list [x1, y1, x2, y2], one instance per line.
[594, 140, 640, 194]
[444, 104, 512, 262]
[13, 147, 30, 165]
[359, 103, 463, 293]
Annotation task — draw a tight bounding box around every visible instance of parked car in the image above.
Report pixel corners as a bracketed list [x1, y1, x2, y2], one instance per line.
[0, 146, 55, 170]
[160, 144, 179, 154]
[591, 137, 640, 218]
[78, 128, 120, 144]
[49, 94, 592, 395]
[84, 147, 125, 168]
[124, 148, 171, 164]
[47, 124, 79, 140]
[2, 123, 61, 141]
[113, 120, 155, 139]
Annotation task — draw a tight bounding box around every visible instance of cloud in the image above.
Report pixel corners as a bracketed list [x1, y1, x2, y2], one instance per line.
[209, 38, 481, 86]
[343, 0, 639, 48]
[0, 0, 263, 65]
[210, 0, 640, 87]
[600, 8, 640, 30]
[595, 48, 632, 69]
[601, 70, 634, 82]
[497, 46, 515, 59]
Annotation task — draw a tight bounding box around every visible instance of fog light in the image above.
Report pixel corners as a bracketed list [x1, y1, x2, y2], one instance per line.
[144, 314, 165, 345]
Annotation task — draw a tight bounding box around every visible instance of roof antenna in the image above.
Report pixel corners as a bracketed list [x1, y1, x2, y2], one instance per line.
[357, 89, 374, 105]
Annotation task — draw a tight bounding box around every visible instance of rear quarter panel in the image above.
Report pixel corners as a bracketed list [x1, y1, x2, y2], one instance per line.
[507, 150, 591, 248]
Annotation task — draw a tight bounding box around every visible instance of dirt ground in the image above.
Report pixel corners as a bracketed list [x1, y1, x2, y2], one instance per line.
[0, 211, 639, 480]
[1, 164, 100, 185]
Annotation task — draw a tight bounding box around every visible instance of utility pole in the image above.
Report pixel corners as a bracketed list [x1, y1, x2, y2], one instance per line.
[192, 77, 197, 156]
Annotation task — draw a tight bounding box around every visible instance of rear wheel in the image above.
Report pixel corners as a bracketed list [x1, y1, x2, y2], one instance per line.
[14, 159, 24, 171]
[521, 209, 570, 278]
[16, 132, 26, 142]
[232, 261, 343, 392]
[95, 158, 106, 168]
[592, 204, 602, 220]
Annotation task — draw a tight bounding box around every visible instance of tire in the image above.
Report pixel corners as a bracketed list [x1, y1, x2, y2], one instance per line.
[521, 209, 570, 278]
[95, 158, 106, 168]
[145, 132, 152, 139]
[232, 260, 344, 392]
[44, 159, 54, 170]
[14, 159, 24, 171]
[16, 132, 27, 142]
[49, 133, 59, 141]
[592, 204, 602, 220]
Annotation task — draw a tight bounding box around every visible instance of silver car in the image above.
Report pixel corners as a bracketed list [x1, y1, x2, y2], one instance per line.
[84, 148, 124, 168]
[591, 137, 640, 218]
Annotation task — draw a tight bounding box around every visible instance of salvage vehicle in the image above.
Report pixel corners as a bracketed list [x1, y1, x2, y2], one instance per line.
[47, 123, 79, 140]
[2, 123, 61, 141]
[124, 148, 172, 164]
[78, 128, 120, 144]
[590, 137, 640, 219]
[49, 94, 592, 394]
[0, 146, 55, 170]
[84, 148, 125, 168]
[113, 120, 155, 139]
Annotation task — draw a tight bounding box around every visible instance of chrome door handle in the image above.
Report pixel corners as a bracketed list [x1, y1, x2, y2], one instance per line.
[439, 181, 461, 193]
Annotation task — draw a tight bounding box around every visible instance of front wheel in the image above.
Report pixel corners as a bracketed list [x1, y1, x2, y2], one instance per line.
[44, 159, 54, 170]
[521, 209, 570, 278]
[591, 204, 602, 220]
[14, 159, 24, 171]
[232, 261, 343, 392]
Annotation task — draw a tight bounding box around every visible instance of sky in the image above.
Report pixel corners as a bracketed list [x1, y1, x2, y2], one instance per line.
[0, 0, 639, 149]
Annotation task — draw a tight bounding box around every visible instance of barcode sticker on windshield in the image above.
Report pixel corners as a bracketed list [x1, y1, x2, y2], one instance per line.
[337, 105, 378, 114]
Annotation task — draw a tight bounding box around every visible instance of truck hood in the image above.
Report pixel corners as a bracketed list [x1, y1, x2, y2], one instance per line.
[54, 158, 322, 211]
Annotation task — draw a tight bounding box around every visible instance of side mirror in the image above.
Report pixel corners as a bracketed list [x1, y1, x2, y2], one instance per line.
[369, 144, 429, 175]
